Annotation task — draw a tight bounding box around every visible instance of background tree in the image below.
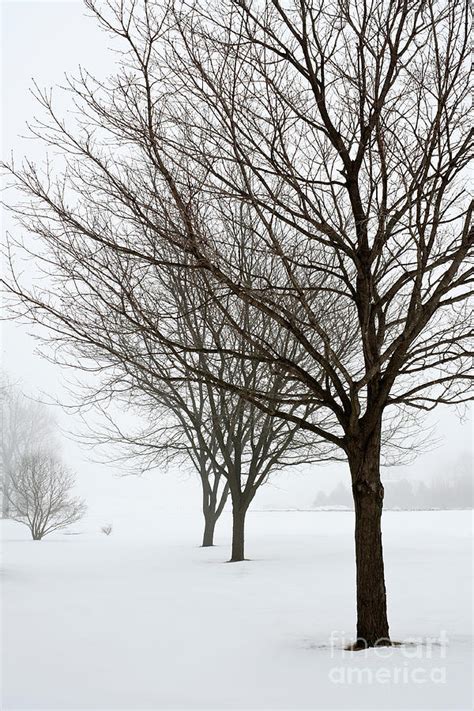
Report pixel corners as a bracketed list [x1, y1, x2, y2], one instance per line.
[1, 374, 56, 518]
[85, 391, 231, 549]
[314, 470, 474, 511]
[7, 449, 86, 540]
[2, 0, 471, 646]
[61, 253, 337, 559]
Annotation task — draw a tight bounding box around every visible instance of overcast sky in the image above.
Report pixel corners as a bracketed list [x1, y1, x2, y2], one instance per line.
[1, 2, 472, 517]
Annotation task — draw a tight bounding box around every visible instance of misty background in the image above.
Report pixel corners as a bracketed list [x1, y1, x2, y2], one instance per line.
[1, 1, 472, 525]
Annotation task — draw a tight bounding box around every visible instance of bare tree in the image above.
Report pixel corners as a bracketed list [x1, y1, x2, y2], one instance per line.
[90, 380, 320, 560]
[1, 374, 56, 517]
[87, 390, 232, 548]
[71, 257, 336, 559]
[2, 0, 471, 645]
[7, 450, 86, 540]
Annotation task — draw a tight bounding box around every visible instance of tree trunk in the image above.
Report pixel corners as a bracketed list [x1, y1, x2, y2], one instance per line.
[2, 471, 11, 518]
[199, 471, 229, 548]
[230, 502, 247, 562]
[2, 491, 10, 518]
[201, 512, 217, 547]
[349, 427, 390, 648]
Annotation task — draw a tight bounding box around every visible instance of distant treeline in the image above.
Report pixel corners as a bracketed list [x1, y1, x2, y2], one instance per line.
[314, 473, 473, 511]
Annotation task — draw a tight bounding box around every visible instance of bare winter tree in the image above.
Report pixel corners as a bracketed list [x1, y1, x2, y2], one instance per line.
[85, 389, 231, 549]
[7, 450, 86, 540]
[88, 372, 324, 560]
[2, 0, 471, 646]
[63, 252, 337, 559]
[1, 374, 56, 518]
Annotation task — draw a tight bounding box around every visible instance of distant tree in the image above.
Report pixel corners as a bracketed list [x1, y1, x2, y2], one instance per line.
[427, 467, 473, 510]
[415, 481, 431, 509]
[386, 478, 414, 510]
[327, 482, 353, 508]
[1, 375, 55, 518]
[455, 473, 473, 509]
[77, 262, 336, 559]
[314, 471, 474, 511]
[7, 450, 86, 540]
[313, 490, 327, 508]
[85, 391, 231, 549]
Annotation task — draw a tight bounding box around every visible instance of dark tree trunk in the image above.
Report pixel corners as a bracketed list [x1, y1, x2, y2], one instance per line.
[230, 501, 247, 562]
[349, 425, 390, 648]
[201, 512, 217, 547]
[200, 474, 229, 548]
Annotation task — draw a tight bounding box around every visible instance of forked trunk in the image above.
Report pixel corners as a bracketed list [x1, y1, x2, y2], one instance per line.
[349, 426, 390, 648]
[200, 476, 229, 548]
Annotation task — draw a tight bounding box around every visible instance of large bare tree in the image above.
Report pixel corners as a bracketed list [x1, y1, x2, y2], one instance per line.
[2, 0, 471, 646]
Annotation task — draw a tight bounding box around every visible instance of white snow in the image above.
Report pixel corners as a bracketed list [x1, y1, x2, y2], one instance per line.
[1, 508, 472, 710]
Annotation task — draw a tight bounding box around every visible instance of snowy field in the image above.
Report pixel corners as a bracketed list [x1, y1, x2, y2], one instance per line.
[1, 508, 472, 710]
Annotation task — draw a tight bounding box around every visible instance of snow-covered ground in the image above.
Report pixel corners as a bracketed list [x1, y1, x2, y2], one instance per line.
[1, 509, 472, 710]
